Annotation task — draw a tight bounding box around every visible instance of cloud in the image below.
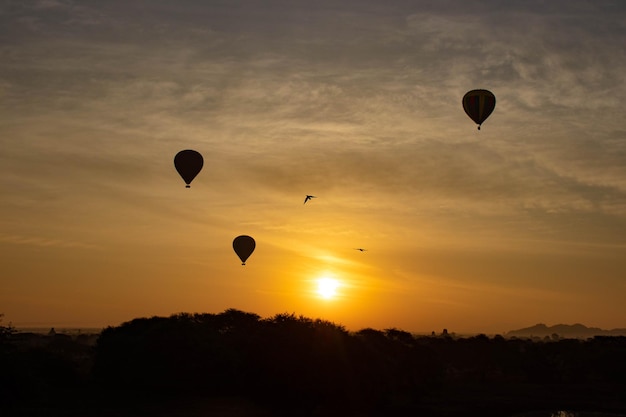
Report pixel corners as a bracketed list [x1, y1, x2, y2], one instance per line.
[2, 0, 625, 246]
[0, 233, 97, 249]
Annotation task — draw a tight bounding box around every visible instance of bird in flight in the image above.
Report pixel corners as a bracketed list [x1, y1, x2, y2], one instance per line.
[304, 195, 316, 204]
[354, 248, 367, 252]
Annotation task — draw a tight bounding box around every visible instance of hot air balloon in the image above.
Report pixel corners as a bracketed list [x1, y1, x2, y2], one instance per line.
[174, 149, 203, 188]
[462, 89, 496, 130]
[233, 235, 255, 265]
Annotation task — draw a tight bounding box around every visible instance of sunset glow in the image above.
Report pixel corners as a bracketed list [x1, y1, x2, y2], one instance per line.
[0, 0, 625, 335]
[316, 277, 340, 300]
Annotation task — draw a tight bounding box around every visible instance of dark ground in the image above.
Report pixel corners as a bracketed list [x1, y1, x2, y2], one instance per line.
[2, 311, 625, 417]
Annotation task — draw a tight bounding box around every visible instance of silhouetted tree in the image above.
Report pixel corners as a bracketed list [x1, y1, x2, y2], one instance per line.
[0, 314, 14, 348]
[88, 309, 626, 416]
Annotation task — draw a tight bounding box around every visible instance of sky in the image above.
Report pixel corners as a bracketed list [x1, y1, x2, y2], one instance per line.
[1, 0, 625, 334]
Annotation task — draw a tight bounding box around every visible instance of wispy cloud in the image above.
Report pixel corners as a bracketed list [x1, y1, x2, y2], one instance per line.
[0, 233, 97, 249]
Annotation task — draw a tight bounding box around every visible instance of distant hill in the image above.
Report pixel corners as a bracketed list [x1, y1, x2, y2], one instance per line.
[506, 323, 626, 339]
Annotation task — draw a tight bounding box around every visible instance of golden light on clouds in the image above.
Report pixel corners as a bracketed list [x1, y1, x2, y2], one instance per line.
[1, 1, 625, 333]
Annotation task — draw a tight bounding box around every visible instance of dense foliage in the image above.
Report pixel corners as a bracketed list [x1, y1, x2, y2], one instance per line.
[1, 309, 625, 416]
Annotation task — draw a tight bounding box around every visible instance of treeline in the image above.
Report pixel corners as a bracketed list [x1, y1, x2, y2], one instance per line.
[1, 309, 626, 416]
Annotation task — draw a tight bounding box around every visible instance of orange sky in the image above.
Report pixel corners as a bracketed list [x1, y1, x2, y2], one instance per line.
[1, 0, 625, 334]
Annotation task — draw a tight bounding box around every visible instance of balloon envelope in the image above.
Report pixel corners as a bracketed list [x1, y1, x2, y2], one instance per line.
[462, 89, 496, 130]
[233, 235, 256, 265]
[174, 150, 203, 188]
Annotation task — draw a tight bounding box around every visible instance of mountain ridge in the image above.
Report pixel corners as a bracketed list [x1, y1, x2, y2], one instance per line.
[506, 323, 626, 338]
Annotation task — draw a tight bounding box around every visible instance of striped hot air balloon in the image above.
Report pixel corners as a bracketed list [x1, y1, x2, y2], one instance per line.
[462, 89, 496, 130]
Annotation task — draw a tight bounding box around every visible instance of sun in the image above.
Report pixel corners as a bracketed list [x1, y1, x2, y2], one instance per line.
[316, 277, 340, 300]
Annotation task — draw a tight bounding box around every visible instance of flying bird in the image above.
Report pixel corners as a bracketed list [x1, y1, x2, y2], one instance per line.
[354, 248, 367, 252]
[304, 195, 316, 204]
